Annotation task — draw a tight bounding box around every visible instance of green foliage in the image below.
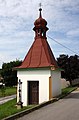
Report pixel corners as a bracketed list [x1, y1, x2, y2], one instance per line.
[0, 86, 6, 97]
[0, 87, 16, 97]
[0, 69, 2, 74]
[1, 60, 22, 86]
[57, 54, 79, 85]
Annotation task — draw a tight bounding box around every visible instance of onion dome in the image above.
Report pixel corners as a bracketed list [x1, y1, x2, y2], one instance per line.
[33, 8, 48, 39]
[34, 8, 47, 27]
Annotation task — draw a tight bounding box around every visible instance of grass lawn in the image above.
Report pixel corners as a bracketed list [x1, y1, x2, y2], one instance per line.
[0, 98, 34, 120]
[62, 86, 77, 95]
[0, 87, 16, 97]
[58, 86, 77, 98]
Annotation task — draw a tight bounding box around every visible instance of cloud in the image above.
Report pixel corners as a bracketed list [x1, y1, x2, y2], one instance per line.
[42, 0, 79, 33]
[0, 0, 79, 68]
[67, 29, 79, 37]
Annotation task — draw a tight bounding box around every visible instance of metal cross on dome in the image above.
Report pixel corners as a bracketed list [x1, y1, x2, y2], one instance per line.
[39, 3, 42, 17]
[39, 3, 42, 8]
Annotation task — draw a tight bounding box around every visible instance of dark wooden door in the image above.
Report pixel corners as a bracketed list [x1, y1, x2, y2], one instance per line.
[28, 81, 39, 105]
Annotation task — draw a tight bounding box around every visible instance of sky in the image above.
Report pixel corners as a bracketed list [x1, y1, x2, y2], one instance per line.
[0, 0, 79, 68]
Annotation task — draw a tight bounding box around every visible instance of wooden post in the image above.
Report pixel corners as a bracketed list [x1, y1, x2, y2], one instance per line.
[49, 76, 52, 100]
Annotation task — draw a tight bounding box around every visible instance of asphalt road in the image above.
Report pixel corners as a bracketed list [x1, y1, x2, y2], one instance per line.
[17, 90, 79, 120]
[0, 94, 16, 105]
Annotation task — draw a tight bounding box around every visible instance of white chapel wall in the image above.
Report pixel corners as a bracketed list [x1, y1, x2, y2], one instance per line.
[17, 69, 51, 106]
[51, 70, 61, 97]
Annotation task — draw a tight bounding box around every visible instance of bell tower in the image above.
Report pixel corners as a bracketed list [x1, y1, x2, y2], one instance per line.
[17, 7, 58, 69]
[33, 8, 49, 39]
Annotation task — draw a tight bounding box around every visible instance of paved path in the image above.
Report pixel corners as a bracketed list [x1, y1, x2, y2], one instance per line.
[0, 94, 16, 105]
[17, 90, 79, 120]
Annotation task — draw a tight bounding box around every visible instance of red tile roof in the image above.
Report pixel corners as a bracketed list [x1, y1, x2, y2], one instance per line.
[18, 37, 58, 69]
[17, 8, 58, 69]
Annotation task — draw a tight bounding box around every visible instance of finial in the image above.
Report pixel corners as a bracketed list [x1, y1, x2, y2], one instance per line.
[39, 3, 42, 18]
[39, 3, 42, 8]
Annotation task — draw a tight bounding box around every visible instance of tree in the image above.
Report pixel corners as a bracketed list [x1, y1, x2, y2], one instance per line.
[1, 60, 22, 86]
[57, 54, 79, 85]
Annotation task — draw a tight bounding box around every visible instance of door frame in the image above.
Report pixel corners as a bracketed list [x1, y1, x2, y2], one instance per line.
[28, 81, 39, 105]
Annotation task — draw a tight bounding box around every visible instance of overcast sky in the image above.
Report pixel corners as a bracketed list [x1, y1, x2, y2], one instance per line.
[0, 0, 79, 68]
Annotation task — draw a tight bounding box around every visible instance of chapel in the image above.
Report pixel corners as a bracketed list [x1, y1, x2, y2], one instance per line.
[17, 8, 61, 106]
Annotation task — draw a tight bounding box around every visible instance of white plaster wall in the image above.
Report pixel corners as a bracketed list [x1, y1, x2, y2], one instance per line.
[51, 70, 61, 97]
[17, 69, 51, 106]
